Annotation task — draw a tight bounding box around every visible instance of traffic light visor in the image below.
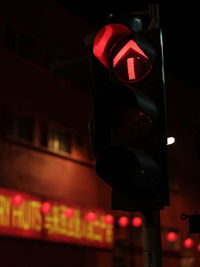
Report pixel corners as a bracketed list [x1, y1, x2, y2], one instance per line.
[93, 24, 131, 69]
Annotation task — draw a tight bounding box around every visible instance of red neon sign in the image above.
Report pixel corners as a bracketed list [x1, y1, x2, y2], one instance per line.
[12, 194, 24, 206]
[84, 211, 97, 222]
[0, 187, 114, 249]
[64, 207, 74, 219]
[41, 202, 52, 214]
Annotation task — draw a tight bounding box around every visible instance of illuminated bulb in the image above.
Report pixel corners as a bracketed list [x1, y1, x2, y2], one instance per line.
[85, 212, 96, 222]
[131, 216, 142, 228]
[104, 214, 114, 224]
[12, 194, 23, 205]
[41, 202, 51, 214]
[118, 216, 129, 227]
[64, 207, 74, 218]
[166, 231, 178, 243]
[183, 237, 194, 248]
[167, 137, 175, 145]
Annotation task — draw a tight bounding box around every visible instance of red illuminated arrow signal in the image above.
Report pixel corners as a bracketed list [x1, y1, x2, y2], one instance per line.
[127, 57, 136, 80]
[113, 40, 148, 67]
[112, 39, 152, 82]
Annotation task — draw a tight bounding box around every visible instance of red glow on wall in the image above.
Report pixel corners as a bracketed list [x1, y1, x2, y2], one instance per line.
[131, 216, 142, 228]
[12, 194, 23, 205]
[41, 202, 51, 214]
[104, 214, 114, 224]
[197, 244, 200, 252]
[64, 207, 74, 218]
[166, 231, 178, 243]
[118, 216, 129, 227]
[85, 211, 96, 222]
[183, 238, 194, 248]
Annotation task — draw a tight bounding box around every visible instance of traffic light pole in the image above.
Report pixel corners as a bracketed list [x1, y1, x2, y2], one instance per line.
[142, 209, 162, 267]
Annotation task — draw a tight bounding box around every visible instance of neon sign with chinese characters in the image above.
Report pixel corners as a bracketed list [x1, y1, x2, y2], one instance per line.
[0, 187, 114, 249]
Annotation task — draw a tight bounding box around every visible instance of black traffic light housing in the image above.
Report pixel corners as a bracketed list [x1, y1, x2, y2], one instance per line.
[189, 214, 200, 233]
[90, 22, 169, 211]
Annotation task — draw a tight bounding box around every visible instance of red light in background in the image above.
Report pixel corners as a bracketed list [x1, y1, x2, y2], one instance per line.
[85, 212, 96, 222]
[104, 214, 114, 224]
[41, 202, 51, 214]
[12, 194, 23, 205]
[166, 231, 178, 243]
[131, 216, 142, 228]
[183, 238, 194, 249]
[197, 244, 200, 252]
[118, 216, 129, 227]
[64, 207, 74, 219]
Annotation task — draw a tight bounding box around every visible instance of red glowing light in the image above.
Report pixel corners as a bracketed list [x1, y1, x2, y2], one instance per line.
[113, 40, 148, 68]
[118, 216, 129, 227]
[197, 244, 200, 252]
[127, 57, 136, 80]
[12, 194, 23, 205]
[131, 217, 142, 228]
[93, 25, 113, 68]
[64, 208, 74, 219]
[104, 214, 114, 224]
[166, 231, 178, 243]
[93, 23, 154, 83]
[85, 212, 96, 222]
[183, 238, 194, 248]
[93, 23, 131, 69]
[41, 202, 51, 214]
[112, 37, 152, 82]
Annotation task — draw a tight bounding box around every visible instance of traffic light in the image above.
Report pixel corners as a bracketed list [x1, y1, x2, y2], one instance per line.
[90, 22, 168, 211]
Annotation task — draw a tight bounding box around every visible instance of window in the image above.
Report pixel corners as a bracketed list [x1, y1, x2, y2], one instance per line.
[6, 25, 35, 60]
[49, 128, 71, 154]
[7, 112, 34, 143]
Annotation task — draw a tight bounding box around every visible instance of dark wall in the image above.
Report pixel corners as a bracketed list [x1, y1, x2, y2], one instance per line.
[0, 236, 112, 267]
